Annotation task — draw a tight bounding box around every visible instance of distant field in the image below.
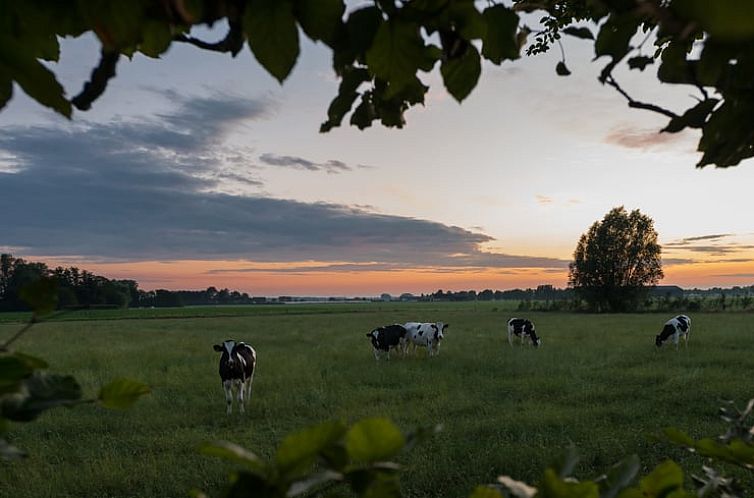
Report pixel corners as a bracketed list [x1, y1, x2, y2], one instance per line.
[2, 303, 753, 497]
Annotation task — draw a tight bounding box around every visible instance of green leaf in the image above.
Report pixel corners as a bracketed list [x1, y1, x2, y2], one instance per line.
[97, 378, 150, 409]
[288, 469, 343, 496]
[275, 420, 347, 477]
[562, 26, 594, 40]
[598, 455, 640, 498]
[627, 56, 654, 71]
[447, 1, 487, 40]
[350, 93, 377, 130]
[295, 0, 344, 46]
[320, 66, 371, 132]
[139, 21, 172, 58]
[345, 6, 383, 56]
[481, 5, 520, 64]
[539, 469, 598, 498]
[18, 276, 58, 316]
[345, 418, 405, 462]
[469, 485, 504, 498]
[672, 0, 754, 40]
[594, 14, 637, 59]
[639, 460, 684, 497]
[441, 44, 481, 102]
[1, 373, 81, 422]
[552, 445, 579, 479]
[497, 474, 537, 497]
[662, 99, 718, 133]
[244, 0, 300, 83]
[366, 19, 439, 95]
[556, 61, 571, 76]
[0, 355, 34, 395]
[199, 440, 267, 475]
[657, 42, 693, 85]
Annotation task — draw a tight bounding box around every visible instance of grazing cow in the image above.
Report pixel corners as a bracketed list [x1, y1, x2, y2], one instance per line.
[507, 318, 541, 347]
[213, 339, 256, 414]
[404, 322, 448, 356]
[655, 315, 691, 349]
[366, 324, 408, 360]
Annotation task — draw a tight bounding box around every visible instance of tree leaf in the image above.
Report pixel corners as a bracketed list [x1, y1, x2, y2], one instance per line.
[627, 56, 654, 71]
[0, 356, 34, 395]
[139, 20, 172, 58]
[18, 276, 59, 315]
[556, 61, 571, 76]
[97, 378, 150, 409]
[244, 0, 300, 83]
[497, 475, 537, 498]
[672, 0, 754, 40]
[1, 373, 81, 422]
[662, 99, 718, 133]
[275, 420, 347, 477]
[441, 44, 481, 102]
[598, 454, 640, 498]
[539, 468, 599, 498]
[481, 5, 520, 64]
[320, 66, 370, 132]
[345, 418, 405, 462]
[288, 469, 343, 496]
[295, 0, 345, 46]
[366, 19, 439, 95]
[0, 75, 12, 110]
[639, 460, 684, 496]
[199, 440, 268, 475]
[562, 26, 594, 40]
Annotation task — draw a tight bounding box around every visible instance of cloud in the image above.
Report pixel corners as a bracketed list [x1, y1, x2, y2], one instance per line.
[604, 126, 690, 150]
[259, 153, 355, 174]
[535, 195, 553, 205]
[711, 273, 754, 278]
[663, 234, 754, 257]
[0, 94, 567, 270]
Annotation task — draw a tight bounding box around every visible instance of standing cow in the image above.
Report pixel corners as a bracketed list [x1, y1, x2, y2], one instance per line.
[655, 315, 691, 349]
[507, 318, 541, 347]
[366, 324, 408, 360]
[213, 339, 257, 414]
[404, 322, 447, 356]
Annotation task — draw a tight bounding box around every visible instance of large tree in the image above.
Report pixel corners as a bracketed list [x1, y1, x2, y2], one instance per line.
[568, 206, 663, 312]
[2, 1, 754, 168]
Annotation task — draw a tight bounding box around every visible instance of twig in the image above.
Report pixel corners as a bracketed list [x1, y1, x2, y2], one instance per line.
[71, 50, 120, 111]
[604, 74, 679, 119]
[173, 21, 244, 56]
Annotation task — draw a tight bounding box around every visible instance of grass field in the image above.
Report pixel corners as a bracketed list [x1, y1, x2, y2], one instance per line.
[1, 303, 753, 497]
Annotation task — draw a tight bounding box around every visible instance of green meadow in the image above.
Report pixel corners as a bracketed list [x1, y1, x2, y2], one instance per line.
[1, 303, 753, 497]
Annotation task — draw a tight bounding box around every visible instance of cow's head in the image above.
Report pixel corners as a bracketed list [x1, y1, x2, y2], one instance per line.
[655, 334, 663, 347]
[213, 339, 237, 364]
[366, 328, 382, 348]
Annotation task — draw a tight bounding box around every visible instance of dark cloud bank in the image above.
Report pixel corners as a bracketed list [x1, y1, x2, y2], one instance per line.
[0, 93, 567, 270]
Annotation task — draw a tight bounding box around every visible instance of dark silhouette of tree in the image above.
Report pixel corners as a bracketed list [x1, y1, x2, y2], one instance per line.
[568, 207, 664, 312]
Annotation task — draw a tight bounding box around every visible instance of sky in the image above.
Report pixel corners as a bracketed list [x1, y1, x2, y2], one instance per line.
[2, 18, 754, 296]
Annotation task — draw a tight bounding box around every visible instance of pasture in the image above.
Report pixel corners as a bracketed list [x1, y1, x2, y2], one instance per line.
[2, 302, 753, 497]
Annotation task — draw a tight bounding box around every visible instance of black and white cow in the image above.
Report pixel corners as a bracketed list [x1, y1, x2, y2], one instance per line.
[404, 322, 447, 356]
[213, 339, 257, 414]
[655, 314, 691, 349]
[507, 318, 541, 347]
[366, 324, 408, 360]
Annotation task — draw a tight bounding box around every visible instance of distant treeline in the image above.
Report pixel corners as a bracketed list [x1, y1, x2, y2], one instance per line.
[2, 253, 752, 312]
[0, 254, 256, 311]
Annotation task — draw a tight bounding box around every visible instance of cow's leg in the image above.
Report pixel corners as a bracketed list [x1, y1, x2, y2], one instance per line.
[237, 380, 246, 413]
[246, 372, 254, 402]
[673, 332, 680, 351]
[508, 331, 513, 347]
[223, 379, 233, 415]
[373, 347, 380, 361]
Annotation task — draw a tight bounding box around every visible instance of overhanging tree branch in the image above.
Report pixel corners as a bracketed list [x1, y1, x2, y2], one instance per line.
[172, 22, 244, 56]
[71, 50, 120, 111]
[604, 74, 679, 120]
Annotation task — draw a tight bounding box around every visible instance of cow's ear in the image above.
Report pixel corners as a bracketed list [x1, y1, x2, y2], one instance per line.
[366, 332, 372, 337]
[443, 324, 449, 330]
[213, 344, 223, 352]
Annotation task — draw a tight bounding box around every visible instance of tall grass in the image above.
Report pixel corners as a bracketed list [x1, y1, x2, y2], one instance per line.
[1, 304, 753, 497]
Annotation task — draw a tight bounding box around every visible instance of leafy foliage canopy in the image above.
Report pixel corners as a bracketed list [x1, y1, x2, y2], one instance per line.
[3, 1, 754, 167]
